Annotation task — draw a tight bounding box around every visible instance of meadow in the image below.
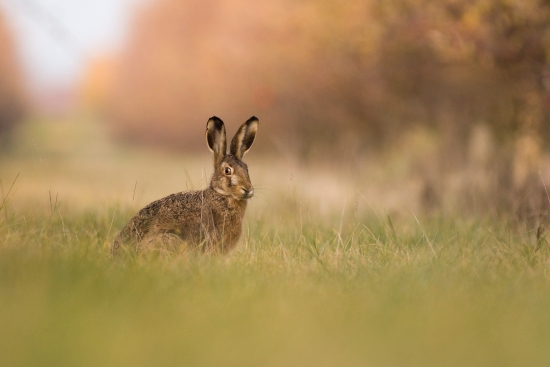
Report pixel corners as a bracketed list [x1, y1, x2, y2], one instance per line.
[1, 117, 550, 367]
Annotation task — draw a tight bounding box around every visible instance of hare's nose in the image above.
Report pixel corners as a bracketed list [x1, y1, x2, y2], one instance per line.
[242, 188, 254, 198]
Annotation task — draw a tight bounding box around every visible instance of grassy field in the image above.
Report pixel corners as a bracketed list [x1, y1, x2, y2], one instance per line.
[1, 117, 550, 366]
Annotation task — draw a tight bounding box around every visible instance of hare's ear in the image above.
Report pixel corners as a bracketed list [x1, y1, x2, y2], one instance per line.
[206, 116, 227, 163]
[230, 116, 259, 159]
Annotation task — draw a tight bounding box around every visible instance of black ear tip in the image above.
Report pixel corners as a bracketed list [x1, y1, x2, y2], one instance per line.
[208, 116, 225, 130]
[246, 116, 259, 124]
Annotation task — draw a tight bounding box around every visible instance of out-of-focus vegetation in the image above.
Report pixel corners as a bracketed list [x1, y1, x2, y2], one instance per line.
[2, 208, 550, 367]
[106, 0, 550, 155]
[0, 9, 26, 148]
[96, 0, 550, 223]
[80, 55, 117, 114]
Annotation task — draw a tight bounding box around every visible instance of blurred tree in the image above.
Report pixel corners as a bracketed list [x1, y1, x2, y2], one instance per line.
[368, 0, 550, 217]
[0, 10, 26, 149]
[80, 55, 117, 115]
[108, 0, 285, 150]
[108, 0, 550, 165]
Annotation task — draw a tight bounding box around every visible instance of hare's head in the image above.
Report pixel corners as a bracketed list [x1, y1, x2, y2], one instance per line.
[206, 116, 259, 200]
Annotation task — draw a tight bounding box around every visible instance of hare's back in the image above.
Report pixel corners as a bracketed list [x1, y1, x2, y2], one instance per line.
[113, 190, 207, 252]
[137, 190, 208, 220]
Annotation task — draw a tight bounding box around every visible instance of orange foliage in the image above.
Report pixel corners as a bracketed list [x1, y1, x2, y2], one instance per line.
[107, 0, 550, 157]
[0, 10, 26, 145]
[80, 55, 117, 113]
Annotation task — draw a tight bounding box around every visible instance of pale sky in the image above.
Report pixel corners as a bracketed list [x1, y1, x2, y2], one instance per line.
[0, 0, 147, 91]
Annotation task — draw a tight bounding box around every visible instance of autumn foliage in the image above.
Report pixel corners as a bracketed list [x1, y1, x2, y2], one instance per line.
[0, 10, 26, 146]
[107, 0, 550, 163]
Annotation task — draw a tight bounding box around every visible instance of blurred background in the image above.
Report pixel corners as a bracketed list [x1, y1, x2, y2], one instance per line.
[1, 0, 550, 223]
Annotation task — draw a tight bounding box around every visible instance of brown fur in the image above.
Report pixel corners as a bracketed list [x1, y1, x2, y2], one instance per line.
[112, 116, 258, 255]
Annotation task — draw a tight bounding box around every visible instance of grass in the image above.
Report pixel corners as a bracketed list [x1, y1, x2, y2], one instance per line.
[1, 208, 550, 367]
[1, 117, 550, 366]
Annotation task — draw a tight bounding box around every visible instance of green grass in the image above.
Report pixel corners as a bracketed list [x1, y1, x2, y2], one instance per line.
[1, 205, 550, 367]
[2, 117, 550, 366]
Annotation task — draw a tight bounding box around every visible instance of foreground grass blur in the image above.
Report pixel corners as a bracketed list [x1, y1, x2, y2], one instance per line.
[1, 117, 550, 366]
[2, 206, 550, 367]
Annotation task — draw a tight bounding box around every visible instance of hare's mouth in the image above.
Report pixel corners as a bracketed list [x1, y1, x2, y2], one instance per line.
[240, 188, 254, 199]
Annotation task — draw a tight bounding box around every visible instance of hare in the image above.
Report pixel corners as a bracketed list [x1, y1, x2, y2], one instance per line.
[112, 116, 259, 255]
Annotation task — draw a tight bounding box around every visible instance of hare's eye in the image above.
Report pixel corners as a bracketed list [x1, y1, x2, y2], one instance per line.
[224, 167, 232, 175]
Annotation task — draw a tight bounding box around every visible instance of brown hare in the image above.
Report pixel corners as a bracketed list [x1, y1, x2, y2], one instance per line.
[112, 116, 259, 255]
